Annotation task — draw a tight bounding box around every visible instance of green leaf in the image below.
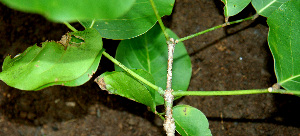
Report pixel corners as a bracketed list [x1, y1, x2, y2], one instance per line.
[0, 0, 136, 22]
[221, 0, 251, 17]
[252, 0, 290, 17]
[0, 28, 103, 90]
[114, 24, 192, 105]
[173, 105, 212, 136]
[267, 0, 300, 90]
[94, 69, 156, 112]
[35, 49, 104, 90]
[80, 0, 175, 39]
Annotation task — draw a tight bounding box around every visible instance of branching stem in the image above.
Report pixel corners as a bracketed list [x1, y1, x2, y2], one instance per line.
[102, 51, 165, 96]
[164, 38, 176, 136]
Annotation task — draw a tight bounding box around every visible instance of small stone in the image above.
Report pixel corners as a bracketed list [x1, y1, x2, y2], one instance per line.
[128, 118, 136, 125]
[65, 102, 76, 107]
[97, 108, 101, 118]
[54, 99, 60, 103]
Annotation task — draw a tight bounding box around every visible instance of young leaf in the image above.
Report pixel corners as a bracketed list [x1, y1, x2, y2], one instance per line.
[221, 0, 251, 17]
[80, 0, 175, 39]
[252, 0, 290, 17]
[173, 105, 212, 136]
[94, 69, 156, 112]
[114, 24, 192, 105]
[0, 28, 103, 90]
[0, 0, 135, 22]
[267, 0, 300, 91]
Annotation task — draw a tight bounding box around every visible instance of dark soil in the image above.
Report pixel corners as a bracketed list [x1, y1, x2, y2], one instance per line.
[1, 0, 299, 135]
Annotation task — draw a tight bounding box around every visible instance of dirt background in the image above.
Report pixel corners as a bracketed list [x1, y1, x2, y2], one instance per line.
[0, 0, 299, 135]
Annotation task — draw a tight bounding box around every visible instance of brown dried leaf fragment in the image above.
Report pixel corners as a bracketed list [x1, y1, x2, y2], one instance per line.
[58, 34, 71, 46]
[94, 76, 107, 90]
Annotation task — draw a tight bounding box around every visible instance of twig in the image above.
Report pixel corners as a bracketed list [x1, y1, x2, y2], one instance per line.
[102, 51, 165, 96]
[172, 88, 300, 96]
[172, 89, 270, 96]
[177, 15, 255, 43]
[164, 38, 176, 136]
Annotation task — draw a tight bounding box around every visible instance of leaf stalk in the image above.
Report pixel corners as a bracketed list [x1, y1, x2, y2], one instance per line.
[177, 15, 255, 43]
[102, 51, 165, 95]
[149, 0, 170, 41]
[63, 22, 78, 32]
[172, 89, 300, 96]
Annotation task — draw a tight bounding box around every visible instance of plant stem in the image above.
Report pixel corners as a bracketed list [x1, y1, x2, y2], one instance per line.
[166, 39, 175, 91]
[173, 89, 268, 96]
[172, 89, 300, 96]
[102, 51, 165, 95]
[157, 112, 165, 121]
[63, 22, 78, 32]
[177, 15, 254, 43]
[164, 38, 176, 136]
[149, 0, 170, 41]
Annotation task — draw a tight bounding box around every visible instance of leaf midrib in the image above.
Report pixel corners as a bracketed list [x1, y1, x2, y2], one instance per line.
[258, 0, 276, 14]
[144, 35, 151, 73]
[280, 74, 300, 85]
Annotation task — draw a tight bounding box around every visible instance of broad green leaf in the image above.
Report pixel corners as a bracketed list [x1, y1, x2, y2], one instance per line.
[35, 49, 104, 90]
[267, 0, 300, 90]
[0, 0, 135, 22]
[252, 0, 290, 17]
[80, 0, 175, 39]
[114, 24, 192, 105]
[94, 69, 156, 112]
[221, 0, 251, 17]
[0, 28, 103, 90]
[173, 105, 212, 136]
